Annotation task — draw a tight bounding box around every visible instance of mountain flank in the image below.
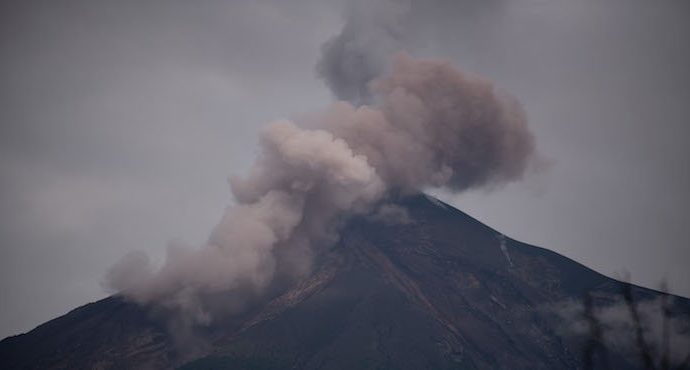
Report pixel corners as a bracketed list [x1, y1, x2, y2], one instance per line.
[2, 194, 688, 369]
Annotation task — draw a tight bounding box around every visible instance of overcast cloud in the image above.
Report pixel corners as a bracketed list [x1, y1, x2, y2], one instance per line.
[1, 0, 688, 338]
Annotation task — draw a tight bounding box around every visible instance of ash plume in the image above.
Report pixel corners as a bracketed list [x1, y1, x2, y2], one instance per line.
[107, 52, 535, 321]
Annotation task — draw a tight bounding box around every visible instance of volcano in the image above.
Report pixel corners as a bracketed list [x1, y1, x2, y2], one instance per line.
[1, 194, 688, 369]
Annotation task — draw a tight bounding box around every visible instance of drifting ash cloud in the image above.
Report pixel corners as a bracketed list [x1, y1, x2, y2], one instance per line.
[106, 53, 535, 322]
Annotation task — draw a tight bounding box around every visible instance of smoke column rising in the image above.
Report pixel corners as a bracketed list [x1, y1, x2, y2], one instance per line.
[107, 4, 536, 322]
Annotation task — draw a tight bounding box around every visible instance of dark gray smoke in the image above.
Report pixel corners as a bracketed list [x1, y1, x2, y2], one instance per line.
[316, 0, 410, 105]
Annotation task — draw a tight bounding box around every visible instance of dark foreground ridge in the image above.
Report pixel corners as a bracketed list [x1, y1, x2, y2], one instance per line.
[1, 194, 688, 369]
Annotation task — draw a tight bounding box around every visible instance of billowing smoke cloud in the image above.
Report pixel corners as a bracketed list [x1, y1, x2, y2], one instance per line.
[108, 120, 386, 322]
[107, 52, 535, 322]
[107, 2, 535, 322]
[321, 54, 534, 191]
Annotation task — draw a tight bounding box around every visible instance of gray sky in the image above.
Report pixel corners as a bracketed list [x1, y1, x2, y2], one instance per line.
[1, 0, 688, 339]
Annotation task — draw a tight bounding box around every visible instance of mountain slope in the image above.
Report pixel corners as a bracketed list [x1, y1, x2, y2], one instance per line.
[1, 194, 688, 369]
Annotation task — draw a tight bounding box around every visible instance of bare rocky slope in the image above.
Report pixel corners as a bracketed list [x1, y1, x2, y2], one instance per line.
[1, 194, 688, 369]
